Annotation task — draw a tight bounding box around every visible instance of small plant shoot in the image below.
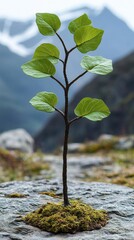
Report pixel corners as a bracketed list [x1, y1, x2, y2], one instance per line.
[22, 13, 113, 207]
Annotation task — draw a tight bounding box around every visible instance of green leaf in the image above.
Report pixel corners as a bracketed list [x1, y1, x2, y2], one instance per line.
[33, 43, 60, 64]
[74, 97, 110, 121]
[21, 59, 56, 78]
[81, 56, 113, 75]
[29, 91, 58, 112]
[68, 14, 92, 34]
[36, 13, 61, 36]
[74, 26, 104, 53]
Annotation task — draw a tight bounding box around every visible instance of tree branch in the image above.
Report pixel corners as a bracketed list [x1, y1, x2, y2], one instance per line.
[56, 33, 69, 86]
[59, 58, 64, 64]
[55, 107, 65, 117]
[56, 33, 67, 54]
[68, 45, 77, 54]
[69, 71, 87, 87]
[51, 76, 65, 90]
[69, 116, 82, 125]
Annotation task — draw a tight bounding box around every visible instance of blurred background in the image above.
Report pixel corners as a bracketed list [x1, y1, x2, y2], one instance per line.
[0, 0, 134, 188]
[0, 0, 134, 151]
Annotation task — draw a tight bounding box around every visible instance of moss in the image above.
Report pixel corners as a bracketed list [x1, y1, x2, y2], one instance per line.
[80, 137, 118, 153]
[39, 191, 61, 198]
[0, 148, 50, 183]
[23, 200, 108, 233]
[83, 164, 134, 188]
[5, 192, 28, 198]
[0, 148, 18, 168]
[81, 142, 101, 153]
[109, 149, 134, 167]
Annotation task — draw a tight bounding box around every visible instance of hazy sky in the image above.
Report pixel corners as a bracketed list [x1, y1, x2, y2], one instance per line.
[0, 0, 134, 30]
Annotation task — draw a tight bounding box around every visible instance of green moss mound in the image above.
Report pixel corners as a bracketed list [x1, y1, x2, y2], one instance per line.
[23, 200, 108, 233]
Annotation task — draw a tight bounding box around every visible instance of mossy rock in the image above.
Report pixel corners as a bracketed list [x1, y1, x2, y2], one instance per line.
[23, 200, 108, 233]
[5, 192, 28, 198]
[80, 137, 118, 153]
[0, 148, 50, 182]
[39, 191, 61, 198]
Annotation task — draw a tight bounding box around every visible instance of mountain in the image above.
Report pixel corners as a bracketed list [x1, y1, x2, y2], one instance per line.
[35, 52, 134, 151]
[0, 44, 63, 133]
[0, 7, 134, 134]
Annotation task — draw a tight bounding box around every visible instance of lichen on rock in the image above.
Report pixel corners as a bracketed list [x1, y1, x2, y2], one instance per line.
[38, 191, 61, 198]
[23, 200, 108, 233]
[5, 192, 28, 198]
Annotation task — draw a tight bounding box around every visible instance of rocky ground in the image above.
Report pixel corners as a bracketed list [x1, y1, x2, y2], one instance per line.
[0, 149, 134, 188]
[0, 179, 134, 240]
[0, 135, 134, 239]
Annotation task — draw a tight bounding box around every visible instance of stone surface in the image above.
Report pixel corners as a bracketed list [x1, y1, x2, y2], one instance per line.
[98, 134, 115, 141]
[43, 154, 111, 180]
[0, 179, 134, 240]
[0, 129, 34, 153]
[66, 143, 84, 153]
[115, 135, 134, 150]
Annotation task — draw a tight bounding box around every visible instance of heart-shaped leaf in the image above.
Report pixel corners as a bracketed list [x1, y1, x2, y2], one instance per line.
[74, 97, 110, 121]
[74, 26, 104, 53]
[68, 14, 92, 34]
[81, 56, 113, 75]
[21, 59, 56, 78]
[33, 43, 60, 64]
[30, 91, 58, 112]
[36, 13, 61, 36]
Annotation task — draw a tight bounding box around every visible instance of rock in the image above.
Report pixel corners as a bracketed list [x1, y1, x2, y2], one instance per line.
[43, 154, 112, 181]
[0, 129, 34, 153]
[67, 155, 111, 168]
[67, 143, 85, 153]
[0, 179, 134, 239]
[98, 134, 115, 141]
[115, 135, 134, 150]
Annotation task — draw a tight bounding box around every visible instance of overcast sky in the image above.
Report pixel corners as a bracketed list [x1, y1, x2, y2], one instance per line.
[0, 0, 134, 30]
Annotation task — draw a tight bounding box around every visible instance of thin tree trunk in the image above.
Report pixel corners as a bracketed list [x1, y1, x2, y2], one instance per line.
[62, 123, 70, 206]
[62, 85, 70, 206]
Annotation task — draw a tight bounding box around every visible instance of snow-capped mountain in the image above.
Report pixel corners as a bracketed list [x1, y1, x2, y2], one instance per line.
[0, 7, 134, 134]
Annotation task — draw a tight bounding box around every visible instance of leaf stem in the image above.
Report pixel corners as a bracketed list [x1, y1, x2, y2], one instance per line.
[69, 71, 87, 87]
[51, 76, 65, 90]
[55, 107, 65, 117]
[59, 59, 64, 64]
[68, 45, 77, 54]
[69, 116, 82, 125]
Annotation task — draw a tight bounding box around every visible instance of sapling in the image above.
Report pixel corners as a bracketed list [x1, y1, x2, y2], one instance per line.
[22, 13, 113, 207]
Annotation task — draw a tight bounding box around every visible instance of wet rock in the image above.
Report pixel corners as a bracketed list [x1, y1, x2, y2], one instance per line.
[0, 129, 34, 153]
[0, 179, 134, 240]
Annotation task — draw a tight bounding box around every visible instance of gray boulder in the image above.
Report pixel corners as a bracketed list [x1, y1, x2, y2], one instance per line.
[67, 143, 85, 153]
[0, 129, 34, 153]
[0, 179, 134, 240]
[98, 134, 115, 141]
[115, 135, 134, 150]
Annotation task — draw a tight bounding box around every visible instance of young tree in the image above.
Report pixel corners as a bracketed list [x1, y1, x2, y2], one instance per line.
[22, 13, 113, 206]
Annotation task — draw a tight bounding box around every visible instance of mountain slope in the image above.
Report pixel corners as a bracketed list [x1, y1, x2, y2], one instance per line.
[35, 52, 134, 151]
[0, 45, 63, 133]
[0, 6, 134, 134]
